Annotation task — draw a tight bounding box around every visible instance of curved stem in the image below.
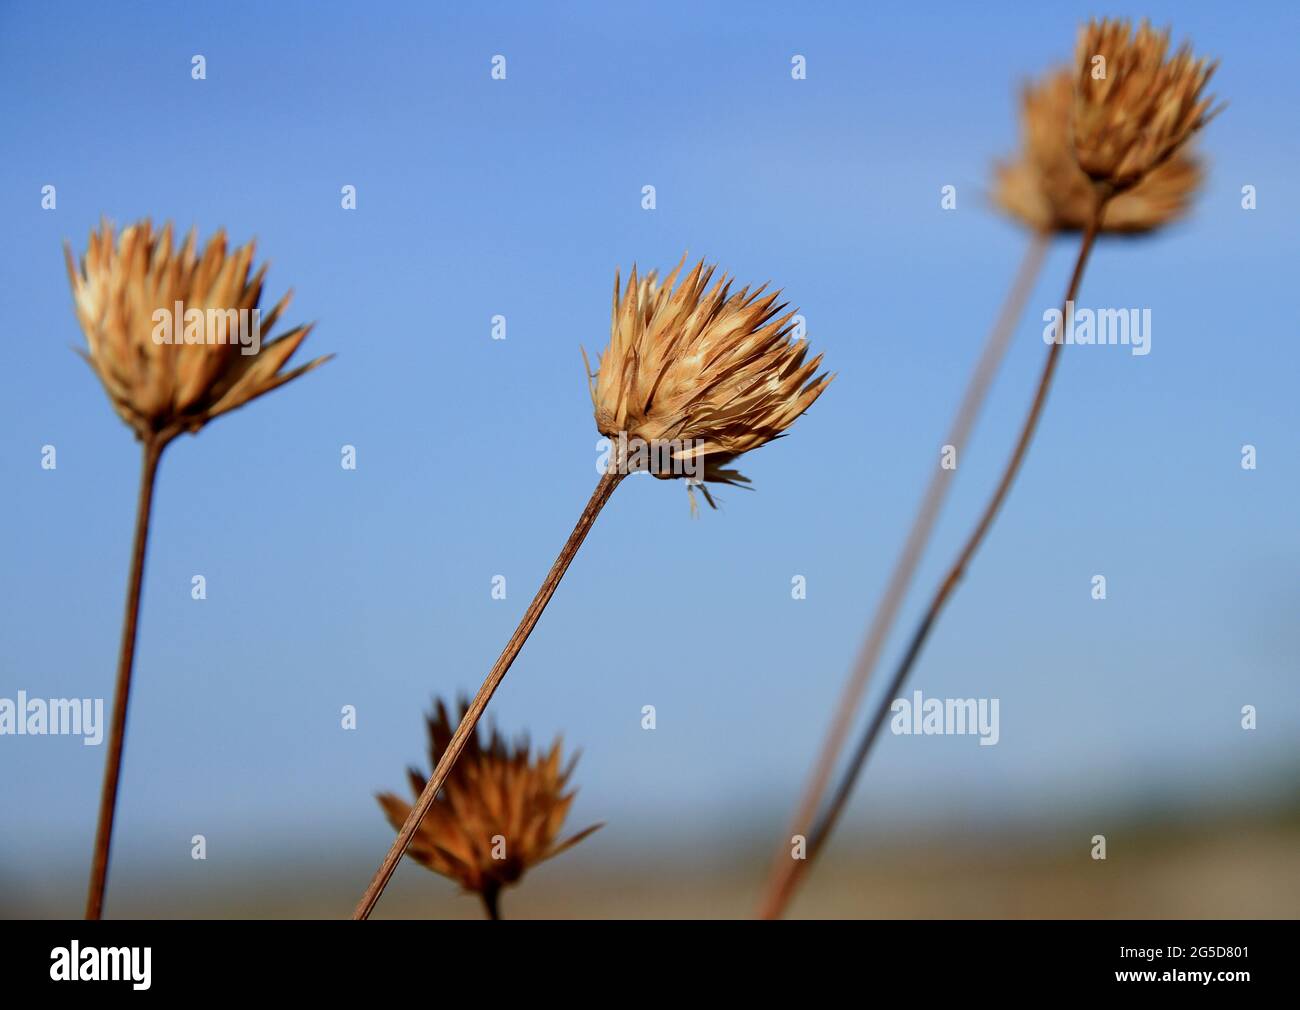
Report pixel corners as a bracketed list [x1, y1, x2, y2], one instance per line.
[353, 467, 626, 919]
[760, 215, 1102, 919]
[86, 435, 167, 919]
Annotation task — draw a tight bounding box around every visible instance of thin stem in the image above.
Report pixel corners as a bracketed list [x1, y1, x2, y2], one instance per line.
[754, 232, 1051, 919]
[86, 435, 168, 919]
[760, 214, 1103, 919]
[353, 467, 627, 920]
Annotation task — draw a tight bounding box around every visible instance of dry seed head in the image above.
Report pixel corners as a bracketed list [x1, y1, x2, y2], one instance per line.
[377, 699, 601, 903]
[1073, 19, 1220, 193]
[65, 219, 329, 442]
[994, 67, 1203, 234]
[584, 258, 832, 504]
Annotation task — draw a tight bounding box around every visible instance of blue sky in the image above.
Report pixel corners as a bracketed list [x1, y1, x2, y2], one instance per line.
[1, 0, 1297, 890]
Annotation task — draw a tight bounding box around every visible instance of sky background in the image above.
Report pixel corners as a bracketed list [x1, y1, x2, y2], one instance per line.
[1, 1, 1297, 913]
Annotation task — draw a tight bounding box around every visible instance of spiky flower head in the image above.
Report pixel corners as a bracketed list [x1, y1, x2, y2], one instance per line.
[584, 258, 832, 508]
[378, 699, 601, 917]
[1073, 19, 1220, 194]
[65, 219, 329, 443]
[994, 67, 1202, 234]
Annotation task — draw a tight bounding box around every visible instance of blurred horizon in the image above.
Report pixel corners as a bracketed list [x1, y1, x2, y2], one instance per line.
[9, 793, 1299, 918]
[1, 1, 1297, 918]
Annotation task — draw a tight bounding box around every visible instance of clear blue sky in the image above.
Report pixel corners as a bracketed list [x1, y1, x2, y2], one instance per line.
[1, 1, 1297, 886]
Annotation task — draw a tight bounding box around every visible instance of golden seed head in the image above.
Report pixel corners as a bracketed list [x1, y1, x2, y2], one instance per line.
[65, 219, 329, 442]
[378, 700, 601, 903]
[1072, 18, 1220, 193]
[584, 257, 832, 505]
[994, 67, 1203, 234]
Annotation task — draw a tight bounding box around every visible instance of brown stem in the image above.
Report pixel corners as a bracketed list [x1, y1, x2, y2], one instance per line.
[85, 435, 168, 919]
[481, 883, 502, 920]
[759, 214, 1103, 920]
[754, 232, 1051, 919]
[353, 467, 627, 919]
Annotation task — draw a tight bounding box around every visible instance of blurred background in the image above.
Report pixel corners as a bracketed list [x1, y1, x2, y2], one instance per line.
[1, 1, 1296, 918]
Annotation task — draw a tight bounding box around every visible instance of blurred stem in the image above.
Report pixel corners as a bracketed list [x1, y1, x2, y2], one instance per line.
[86, 433, 169, 920]
[760, 212, 1104, 920]
[353, 467, 627, 920]
[482, 883, 502, 920]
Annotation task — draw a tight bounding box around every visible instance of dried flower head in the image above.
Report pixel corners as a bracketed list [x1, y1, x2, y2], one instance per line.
[994, 68, 1203, 234]
[378, 699, 601, 918]
[1073, 19, 1220, 193]
[65, 219, 329, 443]
[583, 258, 832, 509]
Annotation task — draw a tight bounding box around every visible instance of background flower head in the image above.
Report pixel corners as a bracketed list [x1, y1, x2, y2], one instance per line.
[378, 699, 601, 913]
[1072, 19, 1219, 193]
[994, 67, 1202, 234]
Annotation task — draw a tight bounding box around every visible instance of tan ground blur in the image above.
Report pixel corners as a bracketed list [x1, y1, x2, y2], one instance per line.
[6, 812, 1295, 919]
